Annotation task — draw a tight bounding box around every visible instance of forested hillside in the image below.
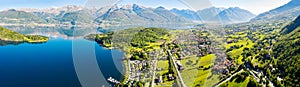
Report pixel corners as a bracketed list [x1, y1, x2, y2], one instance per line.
[272, 15, 300, 87]
[0, 26, 49, 43]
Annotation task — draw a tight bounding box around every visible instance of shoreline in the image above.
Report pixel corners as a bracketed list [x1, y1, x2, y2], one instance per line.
[120, 59, 129, 85]
[98, 44, 129, 85]
[102, 46, 130, 86]
[0, 26, 50, 43]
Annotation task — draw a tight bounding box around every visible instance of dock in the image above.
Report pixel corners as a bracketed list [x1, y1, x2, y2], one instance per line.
[107, 77, 120, 84]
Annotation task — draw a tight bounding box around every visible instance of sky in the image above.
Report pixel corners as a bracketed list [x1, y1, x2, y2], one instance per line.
[210, 0, 291, 14]
[0, 0, 291, 14]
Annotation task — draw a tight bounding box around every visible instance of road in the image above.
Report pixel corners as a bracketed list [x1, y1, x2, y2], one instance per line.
[167, 50, 186, 87]
[213, 69, 244, 87]
[213, 44, 275, 87]
[151, 53, 159, 87]
[250, 69, 275, 87]
[267, 44, 275, 87]
[265, 76, 275, 87]
[126, 60, 132, 84]
[269, 45, 273, 58]
[248, 69, 260, 82]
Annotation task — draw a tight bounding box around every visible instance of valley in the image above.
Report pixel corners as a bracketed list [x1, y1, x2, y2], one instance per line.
[0, 0, 299, 87]
[84, 16, 297, 86]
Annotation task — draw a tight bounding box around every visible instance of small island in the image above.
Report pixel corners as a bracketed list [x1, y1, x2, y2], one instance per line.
[0, 26, 49, 43]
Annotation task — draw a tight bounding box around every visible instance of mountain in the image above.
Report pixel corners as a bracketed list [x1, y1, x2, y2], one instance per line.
[0, 9, 47, 24]
[171, 8, 201, 21]
[30, 6, 97, 25]
[54, 9, 96, 25]
[95, 4, 192, 25]
[197, 7, 225, 22]
[0, 4, 255, 25]
[95, 4, 152, 25]
[212, 7, 256, 24]
[0, 6, 96, 25]
[16, 5, 85, 24]
[251, 0, 300, 22]
[197, 7, 255, 24]
[272, 15, 300, 87]
[96, 5, 256, 25]
[281, 15, 300, 34]
[153, 6, 190, 23]
[18, 5, 84, 15]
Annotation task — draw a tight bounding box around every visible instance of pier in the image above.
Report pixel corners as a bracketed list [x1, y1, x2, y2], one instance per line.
[107, 77, 120, 84]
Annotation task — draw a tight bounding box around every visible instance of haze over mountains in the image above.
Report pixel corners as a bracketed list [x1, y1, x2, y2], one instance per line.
[95, 4, 192, 25]
[0, 4, 257, 26]
[198, 7, 255, 23]
[1, 0, 300, 26]
[251, 0, 300, 22]
[172, 7, 256, 24]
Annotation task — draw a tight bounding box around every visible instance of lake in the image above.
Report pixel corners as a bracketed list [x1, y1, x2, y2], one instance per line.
[0, 26, 125, 87]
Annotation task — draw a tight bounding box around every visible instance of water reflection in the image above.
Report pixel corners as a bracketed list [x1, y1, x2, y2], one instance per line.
[1, 26, 103, 46]
[2, 25, 193, 46]
[0, 40, 25, 46]
[5, 24, 193, 38]
[6, 26, 103, 37]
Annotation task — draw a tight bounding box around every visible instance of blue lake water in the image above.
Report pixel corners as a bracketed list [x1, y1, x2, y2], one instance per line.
[0, 27, 125, 87]
[0, 25, 192, 87]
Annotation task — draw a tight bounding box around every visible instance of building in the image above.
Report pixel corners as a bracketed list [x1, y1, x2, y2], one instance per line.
[176, 61, 184, 71]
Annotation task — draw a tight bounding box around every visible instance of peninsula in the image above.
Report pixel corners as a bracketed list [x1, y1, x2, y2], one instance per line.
[0, 26, 49, 43]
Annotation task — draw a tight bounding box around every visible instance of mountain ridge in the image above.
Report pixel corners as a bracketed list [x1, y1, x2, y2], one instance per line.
[0, 4, 256, 25]
[210, 7, 256, 24]
[281, 15, 300, 34]
[251, 0, 300, 22]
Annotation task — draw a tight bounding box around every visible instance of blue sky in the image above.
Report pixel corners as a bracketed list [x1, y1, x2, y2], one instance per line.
[0, 0, 86, 9]
[0, 0, 291, 14]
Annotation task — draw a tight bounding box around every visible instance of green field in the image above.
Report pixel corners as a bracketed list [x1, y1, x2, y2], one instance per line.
[155, 60, 174, 87]
[85, 27, 171, 60]
[226, 37, 254, 65]
[157, 60, 169, 75]
[180, 54, 219, 87]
